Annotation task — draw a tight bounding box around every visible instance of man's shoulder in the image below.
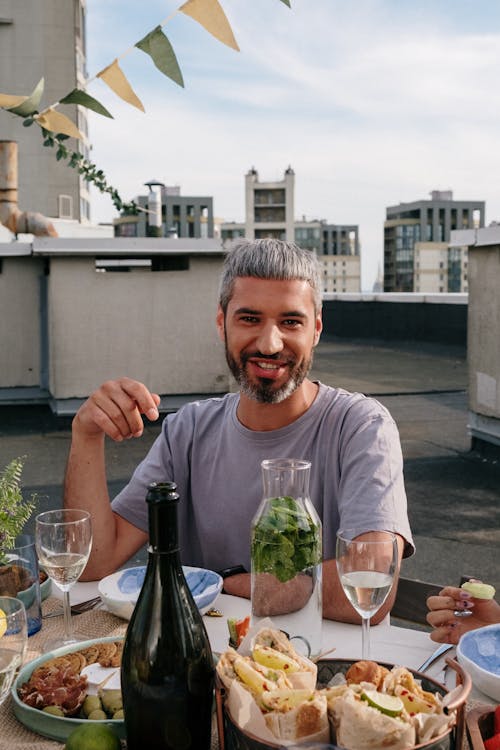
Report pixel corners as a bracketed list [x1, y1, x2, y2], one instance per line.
[167, 392, 237, 428]
[317, 383, 393, 422]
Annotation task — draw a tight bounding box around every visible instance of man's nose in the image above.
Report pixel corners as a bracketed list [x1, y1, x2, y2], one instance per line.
[256, 324, 284, 355]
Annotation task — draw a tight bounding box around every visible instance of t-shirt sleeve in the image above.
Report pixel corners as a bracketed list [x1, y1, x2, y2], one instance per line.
[336, 402, 415, 558]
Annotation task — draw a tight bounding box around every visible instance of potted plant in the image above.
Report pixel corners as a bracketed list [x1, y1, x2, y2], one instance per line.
[0, 456, 38, 595]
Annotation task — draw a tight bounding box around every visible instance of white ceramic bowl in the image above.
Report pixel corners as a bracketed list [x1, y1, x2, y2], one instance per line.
[98, 565, 223, 620]
[457, 623, 500, 702]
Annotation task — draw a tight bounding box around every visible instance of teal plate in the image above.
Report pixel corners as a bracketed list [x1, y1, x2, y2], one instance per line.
[11, 636, 125, 743]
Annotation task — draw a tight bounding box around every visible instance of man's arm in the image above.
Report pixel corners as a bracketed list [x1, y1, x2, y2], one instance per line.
[64, 377, 160, 580]
[223, 535, 404, 624]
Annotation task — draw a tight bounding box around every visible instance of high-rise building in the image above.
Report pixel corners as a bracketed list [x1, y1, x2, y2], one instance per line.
[221, 166, 361, 293]
[384, 190, 484, 292]
[0, 0, 91, 222]
[245, 166, 295, 241]
[114, 182, 214, 239]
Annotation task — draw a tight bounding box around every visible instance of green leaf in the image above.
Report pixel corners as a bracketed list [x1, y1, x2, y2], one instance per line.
[135, 26, 184, 88]
[8, 77, 44, 116]
[60, 89, 114, 118]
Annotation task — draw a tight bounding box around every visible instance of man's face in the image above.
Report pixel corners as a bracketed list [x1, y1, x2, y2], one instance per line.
[216, 277, 322, 404]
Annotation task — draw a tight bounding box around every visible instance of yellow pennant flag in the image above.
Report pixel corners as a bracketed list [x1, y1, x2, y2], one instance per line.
[0, 93, 27, 109]
[35, 109, 83, 139]
[97, 59, 145, 112]
[179, 0, 239, 51]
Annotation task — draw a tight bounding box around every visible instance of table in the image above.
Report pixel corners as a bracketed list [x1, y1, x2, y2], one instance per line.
[2, 583, 492, 749]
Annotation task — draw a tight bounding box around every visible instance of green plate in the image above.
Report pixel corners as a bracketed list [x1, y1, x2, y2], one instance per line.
[11, 636, 125, 743]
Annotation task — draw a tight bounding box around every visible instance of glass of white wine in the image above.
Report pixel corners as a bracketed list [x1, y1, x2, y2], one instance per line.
[35, 509, 92, 651]
[336, 530, 398, 659]
[0, 596, 28, 706]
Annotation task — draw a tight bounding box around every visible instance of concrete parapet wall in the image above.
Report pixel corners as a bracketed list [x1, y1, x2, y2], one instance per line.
[322, 293, 467, 346]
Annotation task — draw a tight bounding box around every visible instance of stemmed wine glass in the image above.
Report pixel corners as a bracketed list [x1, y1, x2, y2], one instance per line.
[0, 596, 28, 705]
[35, 509, 92, 651]
[336, 530, 398, 659]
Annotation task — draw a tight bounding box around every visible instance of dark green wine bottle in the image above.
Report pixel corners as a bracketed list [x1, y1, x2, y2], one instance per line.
[121, 482, 214, 749]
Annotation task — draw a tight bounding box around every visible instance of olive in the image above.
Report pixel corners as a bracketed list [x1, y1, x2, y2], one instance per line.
[87, 708, 108, 721]
[82, 695, 102, 717]
[42, 705, 64, 716]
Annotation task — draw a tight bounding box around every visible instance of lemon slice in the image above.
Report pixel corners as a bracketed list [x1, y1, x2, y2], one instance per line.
[252, 645, 301, 673]
[361, 689, 404, 717]
[461, 581, 496, 599]
[0, 608, 7, 639]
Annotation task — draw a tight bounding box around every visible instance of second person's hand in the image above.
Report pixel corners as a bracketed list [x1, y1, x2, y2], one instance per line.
[73, 377, 160, 442]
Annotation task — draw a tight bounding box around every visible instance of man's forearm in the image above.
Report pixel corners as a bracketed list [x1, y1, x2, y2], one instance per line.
[63, 427, 116, 580]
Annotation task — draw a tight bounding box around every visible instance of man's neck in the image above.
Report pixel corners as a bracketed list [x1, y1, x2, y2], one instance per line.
[236, 379, 319, 431]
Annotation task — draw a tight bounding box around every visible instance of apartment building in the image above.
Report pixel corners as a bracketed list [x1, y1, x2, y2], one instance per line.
[0, 0, 91, 222]
[384, 190, 484, 292]
[114, 182, 214, 239]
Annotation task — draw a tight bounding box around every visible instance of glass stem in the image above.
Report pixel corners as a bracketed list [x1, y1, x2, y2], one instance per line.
[361, 616, 370, 659]
[62, 590, 73, 641]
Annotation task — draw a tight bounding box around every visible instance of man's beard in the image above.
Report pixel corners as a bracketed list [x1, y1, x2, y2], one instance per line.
[225, 341, 314, 404]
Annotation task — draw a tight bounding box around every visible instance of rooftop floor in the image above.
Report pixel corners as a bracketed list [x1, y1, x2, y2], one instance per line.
[1, 337, 498, 598]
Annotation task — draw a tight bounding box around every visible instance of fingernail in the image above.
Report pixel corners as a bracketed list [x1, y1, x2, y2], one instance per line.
[459, 591, 472, 599]
[133, 429, 143, 437]
[146, 408, 159, 420]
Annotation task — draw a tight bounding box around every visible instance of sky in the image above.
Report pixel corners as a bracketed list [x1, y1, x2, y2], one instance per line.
[85, 0, 500, 291]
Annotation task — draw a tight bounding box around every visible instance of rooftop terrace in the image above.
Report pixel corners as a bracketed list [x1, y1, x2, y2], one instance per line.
[1, 337, 498, 598]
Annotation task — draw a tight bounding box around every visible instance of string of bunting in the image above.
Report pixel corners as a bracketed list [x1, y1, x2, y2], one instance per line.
[0, 0, 290, 138]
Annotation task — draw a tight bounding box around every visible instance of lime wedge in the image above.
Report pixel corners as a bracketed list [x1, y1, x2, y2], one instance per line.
[361, 689, 404, 717]
[461, 581, 496, 599]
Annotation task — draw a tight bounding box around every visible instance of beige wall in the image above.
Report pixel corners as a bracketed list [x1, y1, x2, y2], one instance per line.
[46, 255, 229, 399]
[468, 244, 500, 420]
[0, 255, 42, 386]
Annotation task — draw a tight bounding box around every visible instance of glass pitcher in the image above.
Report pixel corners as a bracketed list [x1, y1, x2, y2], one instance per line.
[251, 458, 322, 657]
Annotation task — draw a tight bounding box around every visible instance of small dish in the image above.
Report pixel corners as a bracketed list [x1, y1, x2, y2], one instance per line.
[457, 623, 500, 702]
[11, 636, 125, 743]
[98, 565, 223, 620]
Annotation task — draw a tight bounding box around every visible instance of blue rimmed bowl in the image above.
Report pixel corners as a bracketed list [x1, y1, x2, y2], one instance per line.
[98, 565, 223, 620]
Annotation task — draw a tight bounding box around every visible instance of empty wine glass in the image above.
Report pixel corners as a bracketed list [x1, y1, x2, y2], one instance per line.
[336, 530, 398, 659]
[35, 509, 92, 651]
[0, 596, 27, 705]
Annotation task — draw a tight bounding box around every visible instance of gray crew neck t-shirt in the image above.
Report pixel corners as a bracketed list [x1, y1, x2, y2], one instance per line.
[111, 382, 414, 571]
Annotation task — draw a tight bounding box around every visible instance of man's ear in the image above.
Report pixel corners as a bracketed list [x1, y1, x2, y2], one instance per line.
[216, 305, 225, 342]
[314, 311, 323, 346]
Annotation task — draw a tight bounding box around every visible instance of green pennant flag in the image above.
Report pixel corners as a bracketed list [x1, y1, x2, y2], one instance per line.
[60, 89, 113, 118]
[135, 26, 184, 88]
[279, 0, 291, 6]
[7, 78, 45, 117]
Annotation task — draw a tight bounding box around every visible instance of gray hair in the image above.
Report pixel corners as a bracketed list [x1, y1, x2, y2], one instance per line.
[218, 238, 322, 313]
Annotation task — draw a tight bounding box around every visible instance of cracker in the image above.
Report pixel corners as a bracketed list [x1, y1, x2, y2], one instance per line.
[97, 641, 117, 667]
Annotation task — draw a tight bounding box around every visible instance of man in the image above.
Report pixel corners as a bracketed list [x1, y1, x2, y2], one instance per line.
[64, 238, 414, 622]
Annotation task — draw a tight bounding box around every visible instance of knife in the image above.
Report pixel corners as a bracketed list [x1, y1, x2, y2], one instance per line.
[417, 643, 454, 673]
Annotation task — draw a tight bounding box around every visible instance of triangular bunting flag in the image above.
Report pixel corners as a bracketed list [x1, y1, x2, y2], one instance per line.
[135, 26, 184, 88]
[60, 89, 113, 118]
[34, 109, 83, 139]
[97, 60, 145, 112]
[7, 78, 45, 117]
[179, 0, 239, 51]
[0, 93, 27, 109]
[279, 0, 291, 6]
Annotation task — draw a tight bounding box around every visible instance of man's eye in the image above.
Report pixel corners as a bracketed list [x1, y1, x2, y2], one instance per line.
[282, 319, 301, 327]
[240, 315, 259, 323]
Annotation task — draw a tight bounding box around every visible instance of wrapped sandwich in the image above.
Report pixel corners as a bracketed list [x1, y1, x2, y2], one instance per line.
[216, 629, 329, 745]
[325, 660, 455, 750]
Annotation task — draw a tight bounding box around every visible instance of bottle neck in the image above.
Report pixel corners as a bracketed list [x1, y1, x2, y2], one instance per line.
[148, 501, 179, 554]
